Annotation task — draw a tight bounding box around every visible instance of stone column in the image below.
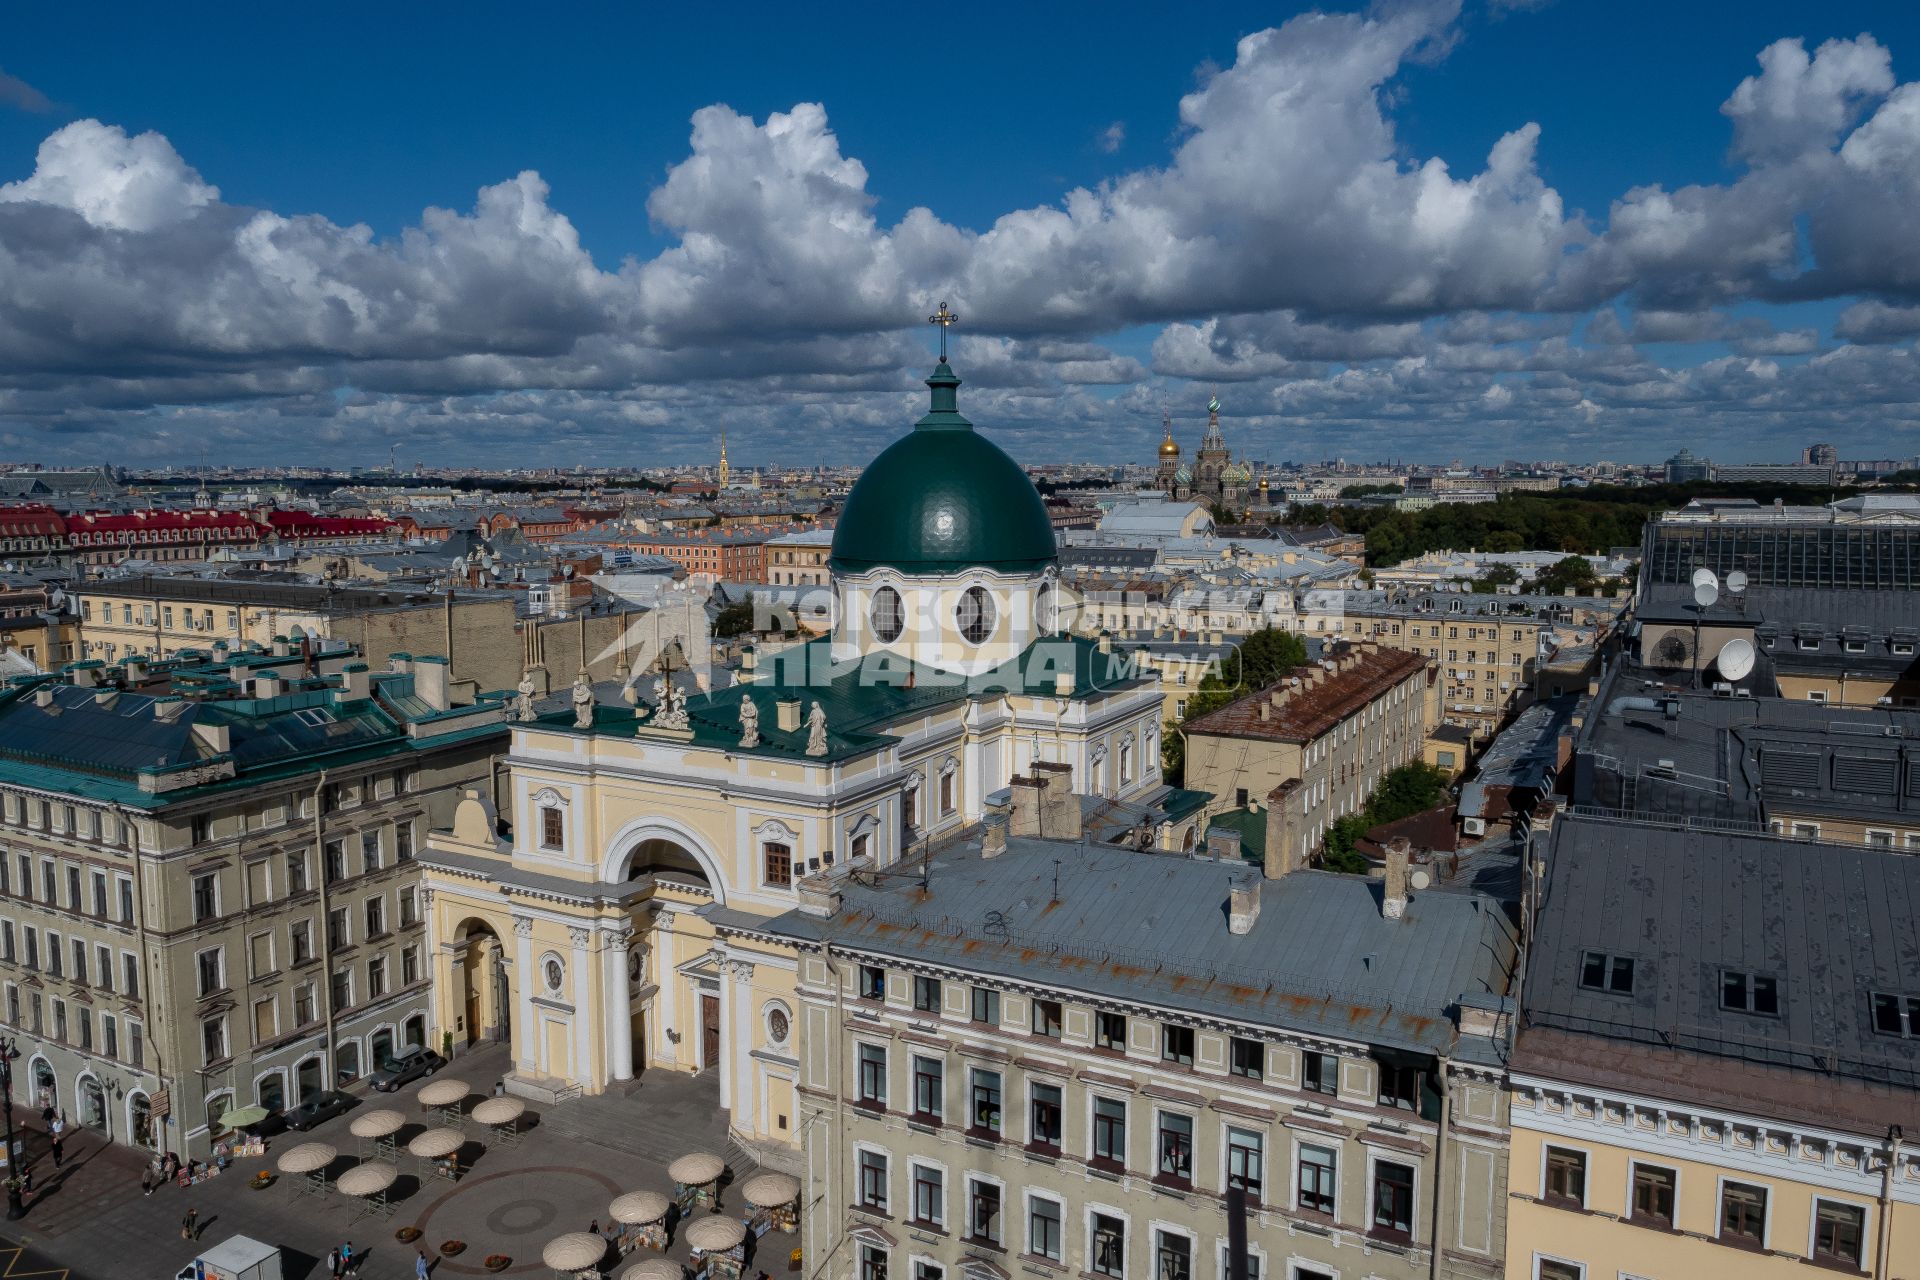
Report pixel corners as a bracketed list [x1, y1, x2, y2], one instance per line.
[654, 910, 679, 1066]
[603, 924, 634, 1082]
[511, 915, 535, 1072]
[725, 957, 756, 1133]
[569, 926, 592, 1089]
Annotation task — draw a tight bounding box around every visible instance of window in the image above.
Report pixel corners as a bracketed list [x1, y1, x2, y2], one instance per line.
[1870, 991, 1919, 1038]
[1297, 1143, 1337, 1215]
[1154, 1230, 1190, 1280]
[870, 586, 904, 644]
[21, 929, 34, 971]
[761, 842, 792, 888]
[956, 586, 996, 645]
[858, 1246, 889, 1280]
[45, 932, 60, 977]
[1092, 1096, 1127, 1165]
[192, 873, 217, 922]
[327, 907, 349, 951]
[1162, 1023, 1194, 1066]
[1371, 1160, 1416, 1238]
[290, 920, 313, 964]
[1029, 1082, 1062, 1148]
[857, 1043, 887, 1106]
[1535, 1262, 1582, 1280]
[970, 986, 998, 1025]
[859, 965, 885, 1000]
[1227, 1127, 1263, 1202]
[1032, 998, 1062, 1038]
[857, 1149, 888, 1212]
[70, 939, 86, 985]
[331, 968, 351, 1012]
[51, 998, 65, 1043]
[1302, 1050, 1338, 1095]
[395, 823, 413, 862]
[96, 944, 112, 992]
[970, 1069, 1002, 1134]
[324, 840, 346, 884]
[201, 1015, 228, 1065]
[910, 1163, 943, 1227]
[911, 1056, 943, 1121]
[1230, 1036, 1263, 1079]
[253, 996, 276, 1043]
[1544, 1146, 1586, 1206]
[367, 955, 387, 999]
[129, 1020, 144, 1067]
[1813, 1200, 1866, 1269]
[285, 851, 308, 895]
[1378, 1059, 1424, 1112]
[103, 1014, 117, 1059]
[360, 829, 381, 872]
[1091, 1213, 1126, 1278]
[1028, 1196, 1063, 1262]
[195, 948, 223, 996]
[1630, 1163, 1676, 1226]
[1720, 971, 1780, 1016]
[294, 983, 316, 1027]
[365, 896, 385, 938]
[1719, 1180, 1767, 1245]
[966, 1179, 1001, 1245]
[123, 952, 140, 998]
[1579, 950, 1636, 994]
[90, 870, 107, 917]
[399, 887, 418, 928]
[912, 975, 941, 1013]
[939, 769, 955, 816]
[1156, 1111, 1193, 1182]
[402, 945, 420, 985]
[65, 866, 80, 911]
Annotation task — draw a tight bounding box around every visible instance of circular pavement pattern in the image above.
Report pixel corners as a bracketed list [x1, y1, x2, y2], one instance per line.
[409, 1164, 623, 1276]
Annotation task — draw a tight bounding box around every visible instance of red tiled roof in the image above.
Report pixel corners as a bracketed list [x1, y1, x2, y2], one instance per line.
[1183, 643, 1430, 743]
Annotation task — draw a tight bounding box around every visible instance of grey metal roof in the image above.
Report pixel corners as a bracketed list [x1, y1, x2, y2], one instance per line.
[767, 834, 1517, 1056]
[1526, 812, 1920, 1092]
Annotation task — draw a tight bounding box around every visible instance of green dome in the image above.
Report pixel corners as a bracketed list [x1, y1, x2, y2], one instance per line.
[830, 361, 1058, 576]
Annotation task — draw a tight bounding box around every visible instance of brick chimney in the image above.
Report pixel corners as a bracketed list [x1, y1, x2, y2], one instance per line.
[1382, 836, 1411, 920]
[981, 811, 1009, 858]
[1205, 824, 1242, 863]
[1262, 778, 1306, 879]
[1031, 761, 1082, 841]
[1227, 874, 1260, 935]
[414, 654, 451, 711]
[1008, 775, 1043, 838]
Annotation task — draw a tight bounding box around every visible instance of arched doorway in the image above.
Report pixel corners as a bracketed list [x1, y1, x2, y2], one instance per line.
[128, 1092, 154, 1149]
[456, 920, 509, 1047]
[295, 1055, 322, 1102]
[403, 1013, 426, 1051]
[29, 1058, 54, 1114]
[77, 1075, 107, 1136]
[370, 1028, 395, 1072]
[257, 1072, 285, 1114]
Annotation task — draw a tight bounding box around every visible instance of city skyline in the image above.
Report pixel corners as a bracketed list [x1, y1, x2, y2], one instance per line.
[3, 1, 1920, 467]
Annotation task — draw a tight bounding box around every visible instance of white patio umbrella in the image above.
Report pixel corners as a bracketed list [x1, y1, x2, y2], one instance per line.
[619, 1260, 685, 1280]
[542, 1232, 608, 1272]
[739, 1172, 799, 1209]
[609, 1189, 671, 1225]
[407, 1126, 465, 1159]
[349, 1109, 406, 1138]
[416, 1078, 471, 1108]
[684, 1215, 746, 1253]
[336, 1161, 398, 1197]
[667, 1152, 724, 1186]
[275, 1142, 336, 1174]
[472, 1096, 526, 1126]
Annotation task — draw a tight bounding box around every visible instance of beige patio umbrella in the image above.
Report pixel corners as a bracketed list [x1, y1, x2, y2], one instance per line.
[349, 1109, 406, 1138]
[416, 1078, 471, 1108]
[667, 1152, 724, 1187]
[542, 1232, 608, 1272]
[739, 1172, 799, 1209]
[684, 1215, 746, 1254]
[619, 1260, 685, 1280]
[609, 1189, 671, 1225]
[275, 1142, 337, 1174]
[407, 1126, 466, 1159]
[336, 1161, 398, 1197]
[472, 1096, 525, 1126]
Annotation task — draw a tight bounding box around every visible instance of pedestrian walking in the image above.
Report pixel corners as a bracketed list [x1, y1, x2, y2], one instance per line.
[341, 1240, 355, 1277]
[327, 1246, 342, 1279]
[415, 1250, 431, 1280]
[181, 1206, 198, 1240]
[50, 1135, 62, 1168]
[140, 1168, 152, 1196]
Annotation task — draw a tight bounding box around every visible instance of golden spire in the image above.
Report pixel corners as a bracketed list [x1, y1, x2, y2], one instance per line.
[718, 427, 730, 489]
[1158, 410, 1179, 457]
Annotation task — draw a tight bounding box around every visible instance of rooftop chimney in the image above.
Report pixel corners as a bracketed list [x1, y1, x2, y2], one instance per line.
[1227, 875, 1260, 935]
[152, 696, 187, 723]
[252, 674, 281, 699]
[388, 653, 413, 674]
[1008, 775, 1044, 838]
[336, 662, 371, 703]
[1205, 824, 1242, 863]
[1053, 671, 1075, 697]
[33, 687, 55, 709]
[272, 635, 291, 657]
[981, 811, 1009, 858]
[776, 698, 802, 733]
[1262, 778, 1306, 880]
[1031, 760, 1082, 841]
[67, 663, 97, 689]
[1382, 836, 1411, 920]
[414, 655, 450, 712]
[191, 720, 232, 755]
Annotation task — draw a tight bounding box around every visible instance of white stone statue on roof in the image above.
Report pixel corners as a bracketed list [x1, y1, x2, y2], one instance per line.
[515, 669, 537, 722]
[805, 700, 828, 756]
[738, 696, 760, 749]
[570, 670, 594, 728]
[653, 674, 689, 730]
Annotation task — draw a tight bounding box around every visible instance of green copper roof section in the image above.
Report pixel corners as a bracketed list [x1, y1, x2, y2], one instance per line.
[829, 361, 1058, 576]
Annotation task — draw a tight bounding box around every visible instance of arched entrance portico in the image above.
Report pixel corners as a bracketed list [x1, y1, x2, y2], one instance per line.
[455, 918, 510, 1047]
[77, 1073, 107, 1137]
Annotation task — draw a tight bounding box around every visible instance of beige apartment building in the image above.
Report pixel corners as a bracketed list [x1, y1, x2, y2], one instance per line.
[0, 646, 504, 1158]
[768, 805, 1519, 1280]
[1182, 642, 1435, 857]
[764, 527, 835, 586]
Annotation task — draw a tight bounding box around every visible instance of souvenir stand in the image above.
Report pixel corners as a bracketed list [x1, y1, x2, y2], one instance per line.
[408, 1125, 468, 1181]
[738, 1173, 799, 1240]
[668, 1152, 725, 1214]
[619, 1259, 686, 1280]
[542, 1231, 608, 1280]
[275, 1141, 337, 1200]
[335, 1160, 398, 1221]
[416, 1077, 471, 1127]
[609, 1189, 672, 1255]
[472, 1095, 526, 1146]
[349, 1109, 406, 1161]
[685, 1214, 746, 1280]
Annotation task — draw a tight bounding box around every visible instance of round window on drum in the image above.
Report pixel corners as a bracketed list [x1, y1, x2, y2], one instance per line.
[870, 585, 904, 643]
[956, 586, 996, 645]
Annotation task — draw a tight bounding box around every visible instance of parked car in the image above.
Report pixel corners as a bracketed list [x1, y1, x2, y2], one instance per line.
[282, 1090, 354, 1132]
[369, 1045, 446, 1093]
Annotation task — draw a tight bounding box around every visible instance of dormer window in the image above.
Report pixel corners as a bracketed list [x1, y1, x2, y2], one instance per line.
[1870, 991, 1919, 1038]
[1720, 970, 1779, 1017]
[1578, 951, 1635, 995]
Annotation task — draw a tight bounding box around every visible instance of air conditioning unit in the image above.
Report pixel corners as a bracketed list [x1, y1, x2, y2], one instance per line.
[1462, 817, 1487, 836]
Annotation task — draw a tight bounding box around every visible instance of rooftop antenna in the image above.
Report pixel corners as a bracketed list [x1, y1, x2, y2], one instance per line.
[1051, 859, 1062, 905]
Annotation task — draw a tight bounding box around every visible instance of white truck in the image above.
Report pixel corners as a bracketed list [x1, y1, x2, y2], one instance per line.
[174, 1235, 283, 1280]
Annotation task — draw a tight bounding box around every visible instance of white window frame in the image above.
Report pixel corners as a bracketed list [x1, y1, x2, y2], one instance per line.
[1806, 1195, 1873, 1270]
[1529, 1254, 1584, 1280]
[1622, 1158, 1682, 1228]
[907, 1158, 946, 1230]
[1085, 1202, 1131, 1280]
[1025, 1190, 1066, 1263]
[1714, 1173, 1771, 1250]
[852, 1141, 892, 1213]
[1291, 1135, 1339, 1219]
[963, 1170, 1008, 1246]
[1364, 1149, 1420, 1239]
[1539, 1140, 1590, 1209]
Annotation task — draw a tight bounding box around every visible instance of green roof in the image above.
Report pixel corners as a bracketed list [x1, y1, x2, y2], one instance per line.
[829, 361, 1058, 576]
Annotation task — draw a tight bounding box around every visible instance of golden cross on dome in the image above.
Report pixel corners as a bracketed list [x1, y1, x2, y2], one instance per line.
[928, 300, 960, 360]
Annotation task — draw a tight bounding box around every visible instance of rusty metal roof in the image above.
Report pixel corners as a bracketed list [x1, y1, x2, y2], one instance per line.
[1183, 644, 1430, 744]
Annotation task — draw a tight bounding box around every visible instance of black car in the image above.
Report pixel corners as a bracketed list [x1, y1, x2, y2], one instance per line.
[283, 1090, 355, 1131]
[369, 1046, 446, 1093]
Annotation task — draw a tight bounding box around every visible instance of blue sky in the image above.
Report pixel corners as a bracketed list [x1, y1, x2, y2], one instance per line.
[2, 1, 1920, 469]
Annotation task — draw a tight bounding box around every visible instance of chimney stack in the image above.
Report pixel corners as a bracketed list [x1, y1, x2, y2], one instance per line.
[272, 635, 291, 658]
[388, 653, 413, 674]
[1382, 836, 1411, 920]
[1205, 824, 1242, 863]
[1262, 778, 1306, 880]
[414, 655, 451, 711]
[981, 811, 1009, 858]
[1227, 875, 1260, 935]
[68, 663, 98, 689]
[776, 698, 802, 733]
[1031, 761, 1082, 841]
[191, 721, 232, 755]
[336, 662, 371, 703]
[1008, 775, 1043, 838]
[252, 674, 281, 699]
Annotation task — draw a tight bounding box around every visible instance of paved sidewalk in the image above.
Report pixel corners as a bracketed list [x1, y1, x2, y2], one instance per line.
[10, 1047, 793, 1280]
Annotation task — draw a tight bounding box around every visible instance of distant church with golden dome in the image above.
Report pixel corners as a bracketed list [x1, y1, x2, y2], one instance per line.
[1155, 393, 1247, 508]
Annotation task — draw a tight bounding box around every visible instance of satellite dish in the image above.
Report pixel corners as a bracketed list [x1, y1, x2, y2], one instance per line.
[1653, 629, 1695, 669]
[1717, 636, 1756, 682]
[1691, 567, 1719, 591]
[1409, 869, 1431, 891]
[1693, 581, 1718, 608]
[1726, 570, 1748, 594]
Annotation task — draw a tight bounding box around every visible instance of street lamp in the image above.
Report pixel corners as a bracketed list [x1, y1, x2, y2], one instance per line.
[0, 1036, 21, 1219]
